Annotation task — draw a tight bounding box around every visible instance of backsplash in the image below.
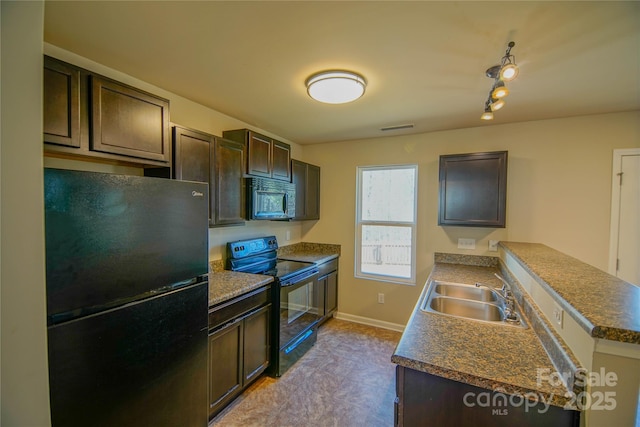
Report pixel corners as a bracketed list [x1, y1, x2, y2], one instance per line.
[434, 252, 499, 268]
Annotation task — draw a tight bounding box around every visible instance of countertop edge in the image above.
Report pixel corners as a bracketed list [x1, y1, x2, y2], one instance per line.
[500, 242, 640, 344]
[390, 354, 573, 408]
[208, 271, 274, 307]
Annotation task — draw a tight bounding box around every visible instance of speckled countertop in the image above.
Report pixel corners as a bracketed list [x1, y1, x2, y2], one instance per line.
[207, 271, 273, 307]
[501, 242, 640, 343]
[206, 242, 339, 307]
[392, 261, 574, 407]
[277, 242, 341, 265]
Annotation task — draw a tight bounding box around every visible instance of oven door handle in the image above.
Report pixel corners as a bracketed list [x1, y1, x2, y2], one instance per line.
[279, 269, 319, 287]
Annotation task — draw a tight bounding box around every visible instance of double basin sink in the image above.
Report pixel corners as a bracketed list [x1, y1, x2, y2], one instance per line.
[420, 280, 527, 328]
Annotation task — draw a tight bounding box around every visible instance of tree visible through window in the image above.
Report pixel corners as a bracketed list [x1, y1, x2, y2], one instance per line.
[356, 165, 417, 284]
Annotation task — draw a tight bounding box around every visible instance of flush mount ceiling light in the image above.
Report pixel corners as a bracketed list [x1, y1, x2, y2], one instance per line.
[480, 41, 519, 121]
[306, 70, 366, 104]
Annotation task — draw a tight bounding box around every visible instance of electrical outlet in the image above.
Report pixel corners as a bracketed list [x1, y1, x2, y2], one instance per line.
[488, 240, 499, 252]
[285, 230, 291, 241]
[457, 238, 476, 250]
[378, 293, 385, 304]
[552, 303, 564, 328]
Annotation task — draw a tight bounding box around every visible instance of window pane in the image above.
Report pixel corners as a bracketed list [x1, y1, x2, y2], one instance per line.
[361, 168, 415, 222]
[360, 225, 412, 279]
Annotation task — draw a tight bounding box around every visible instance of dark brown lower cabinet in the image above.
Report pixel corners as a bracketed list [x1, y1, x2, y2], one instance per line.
[208, 287, 271, 420]
[395, 366, 580, 427]
[316, 258, 338, 325]
[208, 320, 242, 415]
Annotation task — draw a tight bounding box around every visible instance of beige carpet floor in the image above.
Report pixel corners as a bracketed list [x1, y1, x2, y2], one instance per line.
[210, 318, 402, 427]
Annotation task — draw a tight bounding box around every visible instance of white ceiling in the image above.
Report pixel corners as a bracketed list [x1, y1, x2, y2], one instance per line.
[44, 1, 640, 145]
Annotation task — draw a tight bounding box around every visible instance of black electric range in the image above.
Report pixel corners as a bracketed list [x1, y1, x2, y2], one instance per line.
[226, 236, 320, 376]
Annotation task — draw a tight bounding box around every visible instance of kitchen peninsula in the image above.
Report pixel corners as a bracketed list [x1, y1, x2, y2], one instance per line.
[393, 243, 640, 426]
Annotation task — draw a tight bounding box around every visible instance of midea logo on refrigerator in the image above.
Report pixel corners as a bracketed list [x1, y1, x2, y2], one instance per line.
[191, 191, 204, 197]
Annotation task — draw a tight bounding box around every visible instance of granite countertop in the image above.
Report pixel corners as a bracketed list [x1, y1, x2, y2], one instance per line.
[207, 271, 273, 307]
[392, 261, 574, 408]
[277, 242, 341, 265]
[206, 242, 339, 307]
[500, 242, 640, 343]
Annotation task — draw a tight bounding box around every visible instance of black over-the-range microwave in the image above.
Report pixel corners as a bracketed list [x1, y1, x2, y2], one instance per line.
[246, 177, 296, 220]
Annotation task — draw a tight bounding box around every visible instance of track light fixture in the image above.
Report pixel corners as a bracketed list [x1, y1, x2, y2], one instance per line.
[480, 41, 519, 120]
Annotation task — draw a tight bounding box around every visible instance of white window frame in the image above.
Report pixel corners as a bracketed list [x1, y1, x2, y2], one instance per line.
[355, 164, 418, 285]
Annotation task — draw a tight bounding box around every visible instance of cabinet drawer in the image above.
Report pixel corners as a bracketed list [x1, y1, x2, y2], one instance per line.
[318, 259, 338, 277]
[209, 285, 271, 330]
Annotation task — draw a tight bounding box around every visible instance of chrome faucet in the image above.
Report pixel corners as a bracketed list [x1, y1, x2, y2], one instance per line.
[475, 274, 519, 323]
[493, 273, 512, 296]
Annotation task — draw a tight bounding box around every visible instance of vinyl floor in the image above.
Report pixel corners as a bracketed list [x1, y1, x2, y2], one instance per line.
[209, 318, 402, 427]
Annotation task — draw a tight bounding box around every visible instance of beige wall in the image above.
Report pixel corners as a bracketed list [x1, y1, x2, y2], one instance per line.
[301, 112, 640, 326]
[1, 1, 52, 425]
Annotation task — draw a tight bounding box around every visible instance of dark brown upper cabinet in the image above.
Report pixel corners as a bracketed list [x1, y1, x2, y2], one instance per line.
[172, 125, 212, 184]
[172, 125, 245, 227]
[438, 151, 507, 228]
[90, 75, 170, 163]
[212, 137, 245, 226]
[222, 129, 291, 182]
[291, 159, 320, 220]
[43, 55, 171, 169]
[43, 56, 81, 148]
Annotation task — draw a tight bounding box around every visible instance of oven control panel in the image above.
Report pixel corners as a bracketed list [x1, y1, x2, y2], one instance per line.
[227, 235, 278, 259]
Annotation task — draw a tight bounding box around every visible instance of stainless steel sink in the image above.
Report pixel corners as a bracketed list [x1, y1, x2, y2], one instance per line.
[432, 281, 498, 302]
[420, 280, 527, 328]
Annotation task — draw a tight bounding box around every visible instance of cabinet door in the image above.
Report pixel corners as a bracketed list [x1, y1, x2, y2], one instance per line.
[316, 276, 327, 318]
[247, 132, 272, 178]
[172, 126, 212, 183]
[43, 56, 81, 148]
[212, 137, 246, 226]
[306, 163, 320, 219]
[172, 126, 213, 223]
[291, 159, 308, 219]
[242, 305, 271, 385]
[325, 271, 338, 314]
[209, 320, 243, 418]
[438, 151, 507, 228]
[291, 160, 321, 220]
[271, 140, 291, 181]
[91, 75, 170, 163]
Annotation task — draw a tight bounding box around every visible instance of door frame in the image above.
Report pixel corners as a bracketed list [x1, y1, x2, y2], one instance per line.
[608, 148, 640, 276]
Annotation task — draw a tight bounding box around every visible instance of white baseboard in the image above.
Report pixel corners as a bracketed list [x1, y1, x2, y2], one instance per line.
[333, 312, 405, 332]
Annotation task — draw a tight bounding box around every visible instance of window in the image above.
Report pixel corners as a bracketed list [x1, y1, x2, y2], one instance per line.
[355, 165, 417, 284]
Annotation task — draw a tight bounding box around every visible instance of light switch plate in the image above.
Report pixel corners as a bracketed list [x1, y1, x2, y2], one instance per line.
[457, 238, 476, 250]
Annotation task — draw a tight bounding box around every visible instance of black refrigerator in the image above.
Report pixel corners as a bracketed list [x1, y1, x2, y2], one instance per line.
[44, 168, 209, 427]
